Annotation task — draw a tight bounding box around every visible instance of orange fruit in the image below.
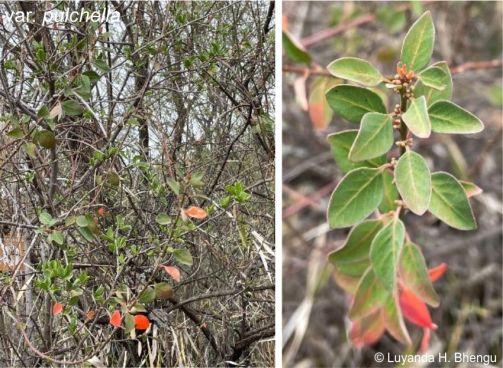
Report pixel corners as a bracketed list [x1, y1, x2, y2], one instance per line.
[134, 314, 150, 331]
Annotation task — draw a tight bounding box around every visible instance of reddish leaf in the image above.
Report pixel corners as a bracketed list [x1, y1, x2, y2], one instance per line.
[184, 206, 208, 219]
[162, 265, 181, 282]
[399, 287, 437, 330]
[134, 314, 150, 331]
[428, 263, 447, 282]
[52, 303, 63, 316]
[308, 77, 335, 132]
[109, 310, 122, 328]
[349, 310, 385, 347]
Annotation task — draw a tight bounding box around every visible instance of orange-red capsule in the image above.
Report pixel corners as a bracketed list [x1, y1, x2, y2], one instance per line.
[134, 314, 150, 331]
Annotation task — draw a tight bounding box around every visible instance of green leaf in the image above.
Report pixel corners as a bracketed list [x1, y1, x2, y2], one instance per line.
[382, 295, 411, 345]
[190, 172, 204, 188]
[402, 96, 431, 138]
[459, 180, 483, 198]
[400, 11, 435, 71]
[418, 66, 446, 90]
[61, 100, 83, 116]
[38, 106, 50, 119]
[282, 31, 311, 65]
[78, 227, 94, 242]
[93, 59, 111, 73]
[399, 241, 439, 307]
[328, 220, 383, 277]
[415, 62, 452, 105]
[138, 286, 156, 304]
[327, 57, 383, 86]
[327, 130, 386, 173]
[370, 218, 405, 292]
[349, 268, 388, 319]
[74, 75, 91, 99]
[39, 211, 56, 226]
[166, 178, 180, 196]
[155, 213, 171, 225]
[394, 151, 431, 215]
[327, 168, 384, 229]
[51, 231, 64, 245]
[429, 172, 476, 230]
[23, 143, 37, 158]
[349, 112, 393, 161]
[124, 313, 135, 334]
[173, 248, 193, 266]
[379, 171, 398, 213]
[429, 100, 484, 134]
[76, 215, 91, 227]
[8, 127, 24, 138]
[326, 85, 386, 123]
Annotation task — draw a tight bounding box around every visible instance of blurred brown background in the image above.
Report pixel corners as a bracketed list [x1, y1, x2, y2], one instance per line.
[282, 2, 502, 367]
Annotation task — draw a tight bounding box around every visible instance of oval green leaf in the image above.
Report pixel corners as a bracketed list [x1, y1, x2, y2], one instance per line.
[429, 100, 484, 134]
[327, 57, 383, 86]
[349, 268, 389, 319]
[139, 286, 156, 304]
[415, 62, 452, 105]
[156, 213, 171, 225]
[283, 31, 311, 65]
[349, 112, 393, 162]
[402, 96, 431, 138]
[328, 220, 383, 277]
[395, 151, 431, 215]
[418, 66, 446, 90]
[327, 130, 386, 173]
[379, 171, 398, 213]
[326, 85, 386, 123]
[370, 218, 405, 292]
[61, 100, 83, 116]
[400, 11, 435, 71]
[429, 171, 476, 230]
[327, 168, 384, 229]
[399, 241, 439, 307]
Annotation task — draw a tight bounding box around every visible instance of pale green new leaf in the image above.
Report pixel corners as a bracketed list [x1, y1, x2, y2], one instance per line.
[326, 85, 386, 123]
[459, 180, 483, 198]
[394, 151, 431, 215]
[349, 268, 389, 319]
[349, 112, 393, 161]
[382, 295, 411, 345]
[379, 171, 398, 213]
[399, 242, 439, 306]
[327, 168, 384, 228]
[400, 11, 435, 71]
[429, 172, 476, 230]
[327, 130, 386, 173]
[327, 57, 383, 86]
[429, 100, 484, 134]
[418, 66, 446, 90]
[402, 96, 431, 138]
[415, 62, 452, 105]
[328, 220, 383, 277]
[370, 218, 405, 292]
